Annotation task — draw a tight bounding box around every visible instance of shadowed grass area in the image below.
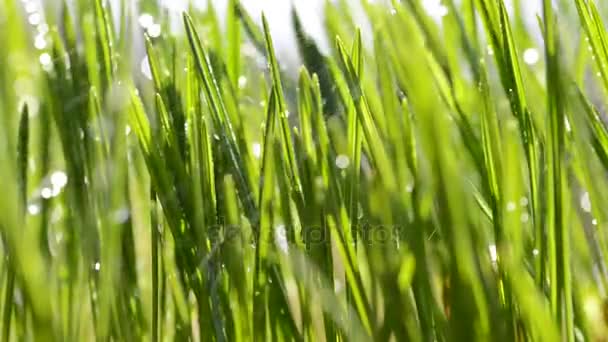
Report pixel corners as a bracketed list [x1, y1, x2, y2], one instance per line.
[1, 0, 608, 340]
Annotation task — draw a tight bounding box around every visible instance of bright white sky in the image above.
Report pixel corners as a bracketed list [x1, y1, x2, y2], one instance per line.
[154, 0, 543, 68]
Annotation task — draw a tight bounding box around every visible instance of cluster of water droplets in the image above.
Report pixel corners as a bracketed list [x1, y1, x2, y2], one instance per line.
[20, 0, 53, 71]
[274, 224, 289, 254]
[27, 170, 68, 217]
[421, 0, 448, 19]
[138, 13, 162, 81]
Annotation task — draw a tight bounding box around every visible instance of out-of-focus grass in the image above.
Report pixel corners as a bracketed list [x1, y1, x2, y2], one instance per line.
[1, 0, 608, 340]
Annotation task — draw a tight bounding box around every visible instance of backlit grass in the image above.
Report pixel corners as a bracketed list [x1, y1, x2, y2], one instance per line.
[1, 0, 608, 340]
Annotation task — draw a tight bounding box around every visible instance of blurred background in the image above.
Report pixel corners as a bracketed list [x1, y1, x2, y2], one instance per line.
[21, 0, 544, 72]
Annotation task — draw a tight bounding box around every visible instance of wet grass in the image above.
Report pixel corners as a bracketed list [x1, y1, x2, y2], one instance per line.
[1, 0, 608, 340]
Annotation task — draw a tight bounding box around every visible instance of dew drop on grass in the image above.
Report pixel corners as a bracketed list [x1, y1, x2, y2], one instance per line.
[488, 244, 497, 262]
[592, 219, 598, 226]
[41, 187, 53, 199]
[148, 24, 162, 38]
[335, 280, 343, 292]
[141, 56, 152, 80]
[50, 171, 68, 189]
[523, 48, 539, 65]
[422, 0, 448, 18]
[28, 203, 41, 216]
[94, 262, 101, 271]
[25, 2, 37, 13]
[274, 224, 289, 254]
[39, 52, 51, 66]
[583, 296, 602, 326]
[28, 13, 41, 26]
[37, 23, 48, 34]
[520, 212, 529, 223]
[112, 208, 130, 224]
[506, 201, 516, 212]
[519, 197, 528, 207]
[335, 154, 350, 169]
[406, 183, 414, 193]
[34, 34, 46, 50]
[138, 13, 154, 29]
[533, 249, 539, 256]
[252, 142, 261, 159]
[580, 192, 591, 213]
[238, 76, 247, 89]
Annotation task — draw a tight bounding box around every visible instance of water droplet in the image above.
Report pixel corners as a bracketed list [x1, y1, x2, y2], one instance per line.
[125, 125, 131, 136]
[27, 203, 41, 215]
[140, 56, 152, 80]
[406, 183, 414, 193]
[50, 171, 68, 189]
[592, 219, 598, 226]
[238, 76, 247, 89]
[112, 208, 130, 224]
[94, 262, 101, 271]
[565, 117, 572, 133]
[34, 34, 46, 50]
[532, 249, 539, 256]
[390, 8, 397, 15]
[422, 0, 448, 18]
[37, 23, 48, 34]
[41, 187, 53, 199]
[487, 45, 494, 56]
[252, 142, 261, 159]
[138, 13, 154, 29]
[25, 2, 37, 13]
[520, 212, 530, 223]
[28, 13, 41, 26]
[580, 192, 592, 213]
[274, 224, 289, 254]
[506, 201, 516, 212]
[335, 155, 350, 169]
[148, 24, 162, 38]
[39, 52, 51, 66]
[488, 244, 497, 262]
[523, 48, 539, 65]
[519, 197, 529, 206]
